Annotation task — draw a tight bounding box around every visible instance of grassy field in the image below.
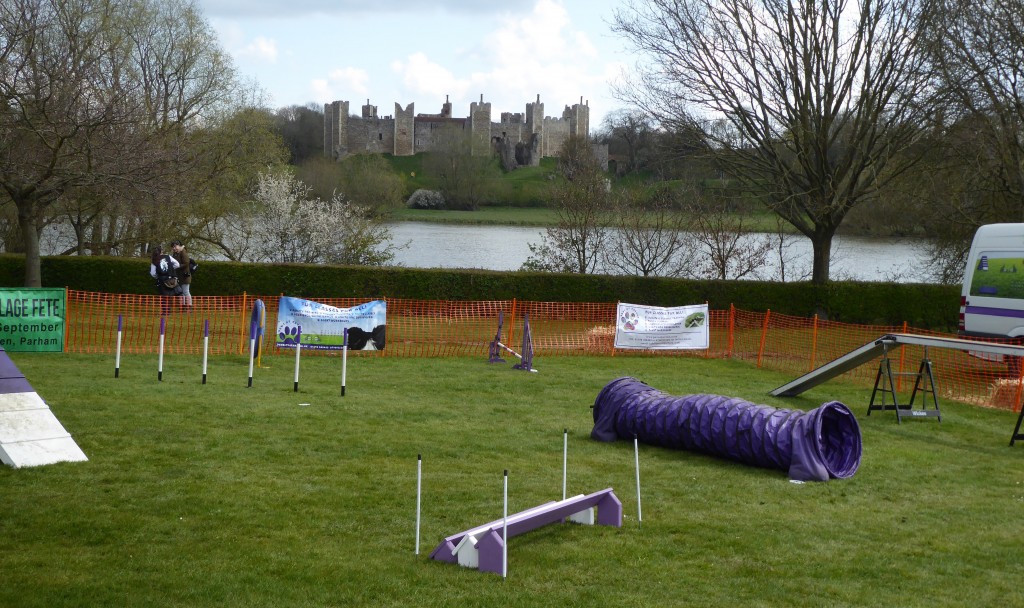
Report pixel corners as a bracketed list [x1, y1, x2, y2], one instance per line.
[2, 353, 1023, 607]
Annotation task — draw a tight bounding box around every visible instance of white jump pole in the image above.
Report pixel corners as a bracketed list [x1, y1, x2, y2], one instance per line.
[201, 319, 209, 385]
[341, 327, 348, 397]
[114, 314, 123, 378]
[247, 320, 256, 388]
[562, 428, 568, 501]
[415, 453, 422, 555]
[502, 469, 508, 579]
[293, 341, 301, 392]
[158, 317, 166, 382]
[634, 434, 642, 529]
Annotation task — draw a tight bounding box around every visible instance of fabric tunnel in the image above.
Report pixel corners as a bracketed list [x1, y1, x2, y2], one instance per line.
[591, 377, 862, 482]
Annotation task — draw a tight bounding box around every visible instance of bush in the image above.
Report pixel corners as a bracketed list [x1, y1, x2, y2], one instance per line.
[406, 189, 446, 210]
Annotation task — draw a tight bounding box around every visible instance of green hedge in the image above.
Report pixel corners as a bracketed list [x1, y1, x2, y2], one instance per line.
[0, 254, 959, 329]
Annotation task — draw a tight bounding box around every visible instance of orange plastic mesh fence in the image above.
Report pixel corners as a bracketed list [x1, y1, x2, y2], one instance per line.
[63, 290, 1023, 412]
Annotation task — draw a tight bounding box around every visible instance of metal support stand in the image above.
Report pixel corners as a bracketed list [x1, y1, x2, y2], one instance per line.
[867, 346, 941, 423]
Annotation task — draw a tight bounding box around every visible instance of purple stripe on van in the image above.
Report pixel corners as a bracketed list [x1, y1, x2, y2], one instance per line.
[965, 305, 1024, 319]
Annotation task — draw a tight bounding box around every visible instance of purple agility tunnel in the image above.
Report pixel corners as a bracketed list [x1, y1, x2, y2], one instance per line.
[591, 377, 862, 482]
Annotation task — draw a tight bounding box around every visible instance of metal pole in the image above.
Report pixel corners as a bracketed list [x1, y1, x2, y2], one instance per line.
[562, 428, 568, 501]
[201, 319, 209, 384]
[158, 317, 165, 382]
[415, 454, 422, 555]
[634, 434, 642, 528]
[293, 341, 301, 392]
[114, 315, 122, 378]
[502, 469, 508, 579]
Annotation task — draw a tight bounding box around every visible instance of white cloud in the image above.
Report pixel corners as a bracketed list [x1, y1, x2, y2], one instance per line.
[311, 67, 371, 104]
[391, 53, 471, 101]
[236, 36, 278, 62]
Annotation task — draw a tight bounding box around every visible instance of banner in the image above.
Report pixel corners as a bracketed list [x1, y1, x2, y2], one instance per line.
[276, 297, 386, 351]
[0, 288, 65, 352]
[614, 303, 708, 350]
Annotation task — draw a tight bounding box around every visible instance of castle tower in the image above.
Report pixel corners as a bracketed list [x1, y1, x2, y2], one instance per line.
[394, 102, 415, 156]
[526, 94, 545, 156]
[362, 100, 378, 119]
[323, 100, 349, 159]
[469, 94, 492, 156]
[441, 95, 452, 118]
[566, 97, 590, 139]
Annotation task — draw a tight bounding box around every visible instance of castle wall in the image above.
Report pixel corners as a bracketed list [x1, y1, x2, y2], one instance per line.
[394, 103, 415, 156]
[469, 96, 492, 156]
[413, 118, 468, 154]
[346, 115, 396, 155]
[324, 95, 591, 162]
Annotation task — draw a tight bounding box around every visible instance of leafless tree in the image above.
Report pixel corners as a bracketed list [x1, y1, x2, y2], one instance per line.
[522, 136, 611, 273]
[913, 0, 1024, 281]
[688, 200, 772, 280]
[604, 186, 699, 277]
[613, 0, 933, 284]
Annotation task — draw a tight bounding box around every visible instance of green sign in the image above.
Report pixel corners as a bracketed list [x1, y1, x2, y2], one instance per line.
[0, 288, 65, 352]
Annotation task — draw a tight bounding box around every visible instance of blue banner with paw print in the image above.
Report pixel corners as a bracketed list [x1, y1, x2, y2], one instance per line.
[276, 297, 387, 351]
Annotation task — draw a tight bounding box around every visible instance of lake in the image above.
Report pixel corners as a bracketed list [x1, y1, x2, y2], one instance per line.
[387, 222, 935, 283]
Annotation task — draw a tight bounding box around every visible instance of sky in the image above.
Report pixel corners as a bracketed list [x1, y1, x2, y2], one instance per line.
[196, 0, 639, 129]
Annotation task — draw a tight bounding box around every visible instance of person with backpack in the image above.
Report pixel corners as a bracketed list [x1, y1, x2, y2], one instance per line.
[149, 246, 181, 315]
[170, 240, 194, 311]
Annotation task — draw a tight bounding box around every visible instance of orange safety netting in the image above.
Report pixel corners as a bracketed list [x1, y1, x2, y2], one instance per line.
[63, 290, 1024, 412]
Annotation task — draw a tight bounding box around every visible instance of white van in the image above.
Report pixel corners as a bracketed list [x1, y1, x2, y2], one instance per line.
[959, 223, 1024, 339]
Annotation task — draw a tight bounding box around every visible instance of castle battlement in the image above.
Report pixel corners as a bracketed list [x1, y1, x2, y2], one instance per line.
[324, 94, 590, 165]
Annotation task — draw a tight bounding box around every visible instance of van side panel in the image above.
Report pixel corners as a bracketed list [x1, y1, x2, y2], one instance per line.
[960, 224, 1024, 339]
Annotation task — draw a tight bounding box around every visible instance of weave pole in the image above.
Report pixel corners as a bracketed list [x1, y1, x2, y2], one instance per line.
[158, 317, 165, 382]
[247, 320, 256, 388]
[341, 328, 348, 397]
[293, 341, 301, 392]
[415, 453, 422, 555]
[502, 469, 508, 579]
[114, 315, 123, 378]
[201, 319, 209, 384]
[562, 428, 568, 501]
[634, 434, 642, 529]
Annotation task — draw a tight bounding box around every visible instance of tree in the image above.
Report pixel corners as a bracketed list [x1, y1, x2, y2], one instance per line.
[422, 124, 496, 210]
[613, 0, 932, 283]
[912, 0, 1024, 281]
[601, 109, 654, 174]
[274, 104, 324, 165]
[522, 136, 611, 273]
[230, 171, 396, 266]
[0, 0, 277, 285]
[604, 186, 698, 277]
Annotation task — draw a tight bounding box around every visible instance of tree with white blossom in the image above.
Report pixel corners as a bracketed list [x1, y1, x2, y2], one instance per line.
[230, 171, 397, 266]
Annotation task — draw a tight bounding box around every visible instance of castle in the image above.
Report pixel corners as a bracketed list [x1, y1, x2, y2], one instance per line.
[323, 94, 593, 166]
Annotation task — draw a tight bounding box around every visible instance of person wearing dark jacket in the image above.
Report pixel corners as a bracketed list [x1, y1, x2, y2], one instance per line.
[149, 246, 180, 316]
[170, 240, 193, 310]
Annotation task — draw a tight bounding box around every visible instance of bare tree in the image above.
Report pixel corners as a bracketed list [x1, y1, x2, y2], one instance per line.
[604, 186, 699, 277]
[613, 0, 933, 284]
[601, 109, 654, 174]
[688, 200, 772, 280]
[423, 124, 496, 210]
[913, 0, 1024, 281]
[522, 136, 611, 273]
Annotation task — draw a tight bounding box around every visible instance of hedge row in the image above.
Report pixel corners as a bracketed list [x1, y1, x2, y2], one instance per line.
[0, 254, 959, 329]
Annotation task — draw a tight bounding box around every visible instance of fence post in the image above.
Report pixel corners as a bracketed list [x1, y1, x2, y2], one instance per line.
[508, 298, 517, 350]
[610, 301, 619, 357]
[898, 321, 909, 391]
[809, 314, 819, 372]
[757, 310, 771, 368]
[728, 304, 735, 359]
[238, 292, 248, 355]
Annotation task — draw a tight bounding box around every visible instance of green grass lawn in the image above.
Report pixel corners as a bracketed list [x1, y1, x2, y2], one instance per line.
[3, 353, 1023, 607]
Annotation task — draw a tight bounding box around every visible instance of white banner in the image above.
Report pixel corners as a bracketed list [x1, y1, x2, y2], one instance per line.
[614, 303, 709, 350]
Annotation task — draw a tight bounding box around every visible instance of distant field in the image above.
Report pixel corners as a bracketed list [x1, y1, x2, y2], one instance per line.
[2, 353, 1022, 607]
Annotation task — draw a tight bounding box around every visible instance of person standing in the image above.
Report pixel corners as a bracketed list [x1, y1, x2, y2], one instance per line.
[150, 246, 180, 316]
[170, 240, 193, 311]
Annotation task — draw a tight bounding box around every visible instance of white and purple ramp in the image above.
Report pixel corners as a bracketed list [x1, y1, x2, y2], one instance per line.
[0, 346, 87, 468]
[429, 488, 622, 575]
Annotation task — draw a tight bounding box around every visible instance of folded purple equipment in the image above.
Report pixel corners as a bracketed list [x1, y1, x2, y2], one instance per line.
[591, 377, 862, 482]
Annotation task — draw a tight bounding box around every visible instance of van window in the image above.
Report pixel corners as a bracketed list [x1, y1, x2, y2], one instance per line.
[968, 251, 1024, 299]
